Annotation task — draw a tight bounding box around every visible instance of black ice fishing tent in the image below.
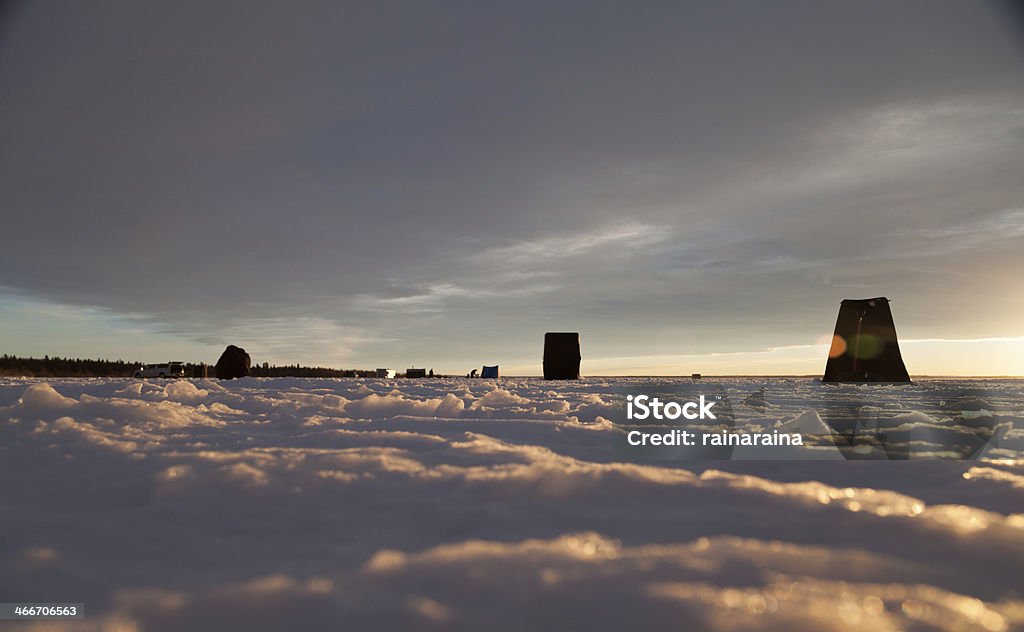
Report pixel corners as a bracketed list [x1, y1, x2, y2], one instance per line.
[481, 365, 499, 378]
[822, 297, 911, 383]
[215, 345, 251, 380]
[543, 332, 581, 380]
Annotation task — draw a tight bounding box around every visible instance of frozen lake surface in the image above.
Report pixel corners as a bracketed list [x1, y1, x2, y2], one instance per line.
[2, 377, 1023, 631]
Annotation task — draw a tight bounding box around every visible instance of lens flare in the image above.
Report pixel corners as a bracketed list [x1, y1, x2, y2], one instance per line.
[828, 335, 847, 358]
[851, 334, 883, 359]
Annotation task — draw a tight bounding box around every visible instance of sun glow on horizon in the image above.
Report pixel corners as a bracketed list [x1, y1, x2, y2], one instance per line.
[4, 293, 1023, 377]
[526, 337, 1024, 377]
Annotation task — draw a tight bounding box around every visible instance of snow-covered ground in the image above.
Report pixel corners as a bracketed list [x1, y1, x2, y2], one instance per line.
[2, 377, 1023, 631]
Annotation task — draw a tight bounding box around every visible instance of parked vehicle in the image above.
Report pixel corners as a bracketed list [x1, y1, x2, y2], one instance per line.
[134, 362, 185, 379]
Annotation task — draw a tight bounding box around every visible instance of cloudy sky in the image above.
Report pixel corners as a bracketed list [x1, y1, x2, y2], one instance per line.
[2, 1, 1023, 375]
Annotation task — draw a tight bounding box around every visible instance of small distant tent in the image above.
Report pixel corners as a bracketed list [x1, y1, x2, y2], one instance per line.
[481, 365, 499, 378]
[215, 345, 251, 380]
[822, 297, 911, 383]
[406, 368, 427, 378]
[543, 332, 581, 380]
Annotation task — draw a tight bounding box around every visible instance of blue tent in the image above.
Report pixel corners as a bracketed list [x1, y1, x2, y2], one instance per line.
[481, 365, 499, 378]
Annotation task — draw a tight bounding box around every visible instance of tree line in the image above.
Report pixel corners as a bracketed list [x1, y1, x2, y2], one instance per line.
[0, 354, 142, 377]
[0, 354, 379, 378]
[249, 363, 380, 378]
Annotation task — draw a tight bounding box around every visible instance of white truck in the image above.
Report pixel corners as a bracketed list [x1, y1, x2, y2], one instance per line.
[134, 362, 185, 379]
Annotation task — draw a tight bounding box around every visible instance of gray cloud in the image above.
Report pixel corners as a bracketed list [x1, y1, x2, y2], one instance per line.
[1, 1, 1023, 369]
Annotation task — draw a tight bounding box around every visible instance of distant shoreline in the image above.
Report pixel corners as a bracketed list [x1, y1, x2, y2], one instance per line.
[3, 354, 1021, 379]
[3, 374, 1022, 380]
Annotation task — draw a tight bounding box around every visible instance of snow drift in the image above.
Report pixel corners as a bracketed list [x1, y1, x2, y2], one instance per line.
[1, 377, 1022, 631]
